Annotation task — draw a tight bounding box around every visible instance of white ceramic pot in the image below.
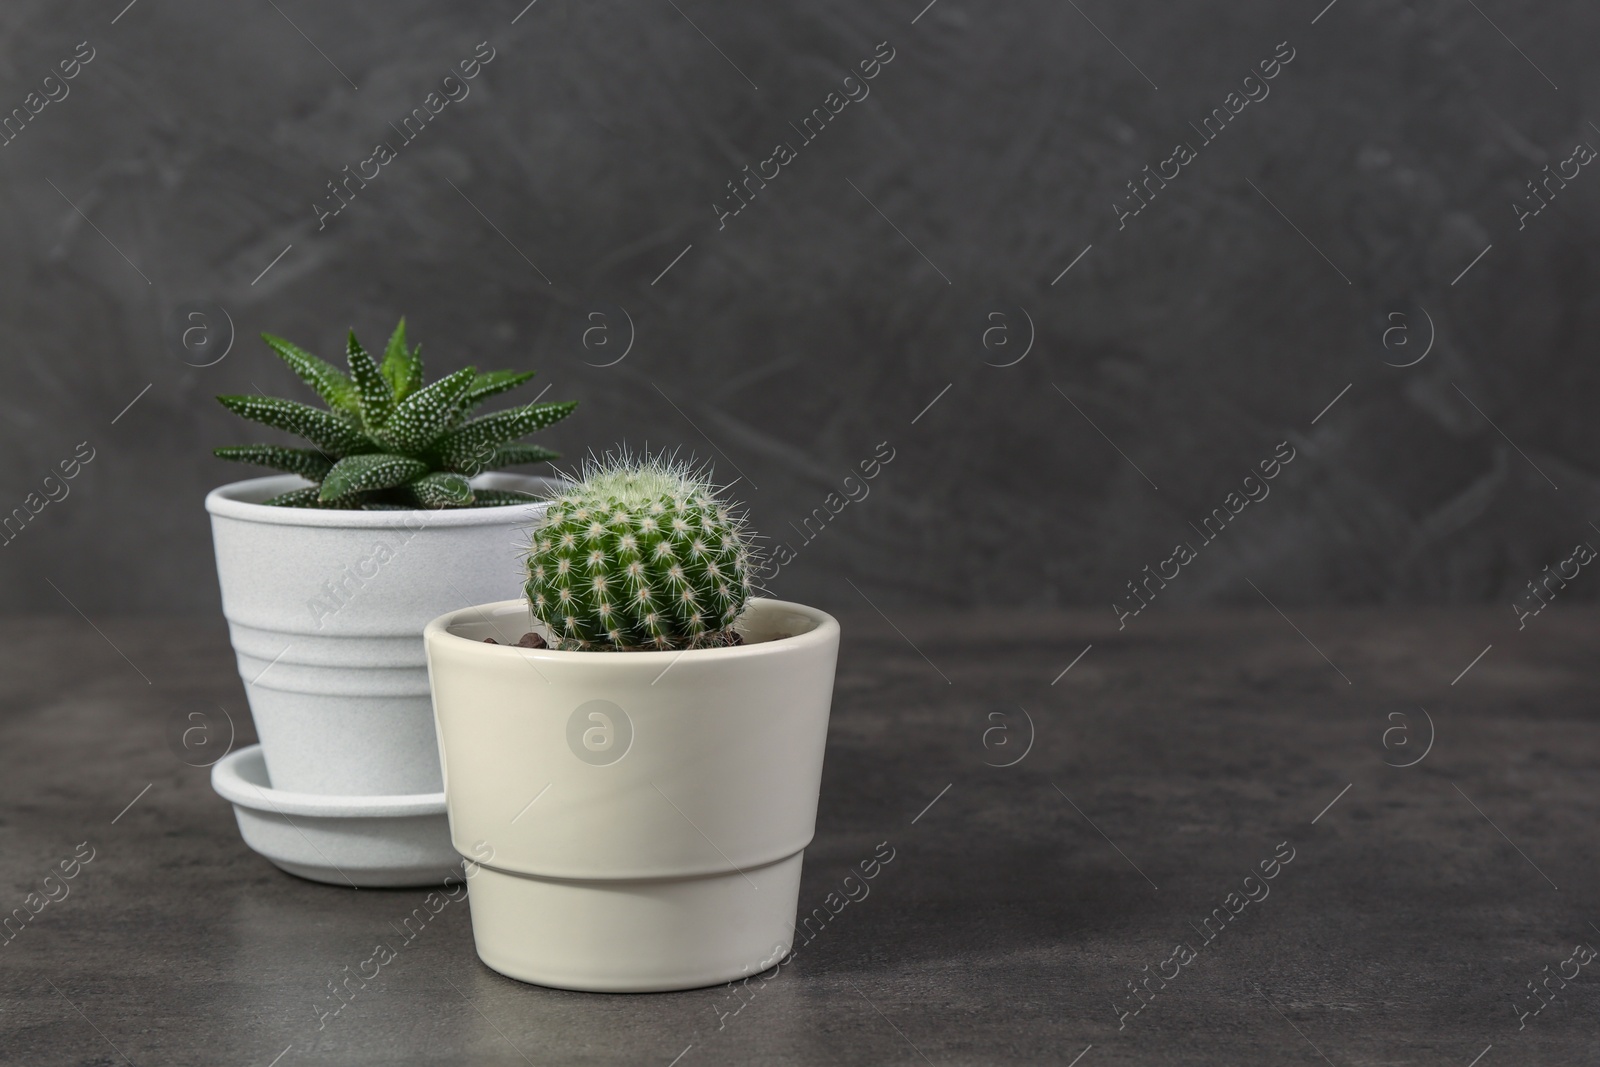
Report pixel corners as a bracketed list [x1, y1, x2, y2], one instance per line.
[423, 597, 840, 992]
[206, 473, 559, 797]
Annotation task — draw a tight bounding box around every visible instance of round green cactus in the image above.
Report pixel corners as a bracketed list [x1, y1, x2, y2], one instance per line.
[525, 457, 759, 650]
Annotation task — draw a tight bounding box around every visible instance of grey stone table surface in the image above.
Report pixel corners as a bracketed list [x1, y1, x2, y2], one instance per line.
[2, 607, 1598, 1066]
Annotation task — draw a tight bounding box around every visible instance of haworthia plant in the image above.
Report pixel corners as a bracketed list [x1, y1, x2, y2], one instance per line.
[523, 454, 760, 651]
[214, 318, 575, 508]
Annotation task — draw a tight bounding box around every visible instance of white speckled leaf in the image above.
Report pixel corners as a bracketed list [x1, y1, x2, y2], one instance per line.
[216, 395, 373, 455]
[490, 444, 560, 467]
[380, 318, 424, 399]
[429, 401, 577, 471]
[462, 369, 535, 408]
[346, 331, 394, 428]
[212, 444, 334, 479]
[260, 334, 359, 415]
[373, 366, 476, 454]
[320, 453, 430, 500]
[406, 471, 474, 507]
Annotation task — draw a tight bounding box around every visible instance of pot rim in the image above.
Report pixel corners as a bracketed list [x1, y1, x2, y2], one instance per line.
[424, 596, 840, 663]
[205, 472, 565, 529]
[212, 744, 446, 817]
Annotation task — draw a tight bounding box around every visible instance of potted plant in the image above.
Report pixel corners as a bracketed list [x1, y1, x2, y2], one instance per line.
[423, 455, 841, 991]
[205, 318, 575, 887]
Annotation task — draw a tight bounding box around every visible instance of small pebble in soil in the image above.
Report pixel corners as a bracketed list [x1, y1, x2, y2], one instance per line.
[483, 637, 498, 644]
[517, 632, 548, 649]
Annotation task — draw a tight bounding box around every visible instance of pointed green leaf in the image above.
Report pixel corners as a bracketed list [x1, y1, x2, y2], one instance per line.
[263, 486, 367, 508]
[370, 366, 477, 454]
[488, 444, 560, 467]
[463, 370, 536, 408]
[380, 318, 407, 394]
[346, 331, 394, 428]
[468, 488, 545, 507]
[216, 395, 375, 455]
[320, 453, 432, 501]
[406, 471, 474, 508]
[380, 318, 424, 400]
[428, 401, 577, 471]
[260, 334, 359, 415]
[213, 445, 334, 479]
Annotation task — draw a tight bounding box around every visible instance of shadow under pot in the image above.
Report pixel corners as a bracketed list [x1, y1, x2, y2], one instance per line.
[424, 597, 840, 992]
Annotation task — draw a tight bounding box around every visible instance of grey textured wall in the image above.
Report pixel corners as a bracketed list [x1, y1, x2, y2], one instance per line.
[2, 0, 1597, 617]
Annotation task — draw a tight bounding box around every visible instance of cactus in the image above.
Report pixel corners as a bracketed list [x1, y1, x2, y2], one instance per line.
[524, 455, 760, 650]
[213, 318, 575, 508]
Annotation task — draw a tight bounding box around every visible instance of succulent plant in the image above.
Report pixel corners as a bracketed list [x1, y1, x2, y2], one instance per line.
[524, 455, 760, 650]
[213, 319, 575, 508]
